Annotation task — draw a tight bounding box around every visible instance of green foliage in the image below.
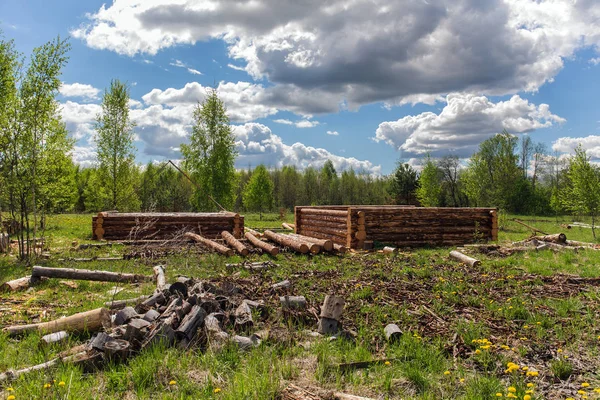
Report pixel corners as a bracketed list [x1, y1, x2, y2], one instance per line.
[389, 162, 418, 204]
[243, 164, 274, 219]
[560, 145, 600, 237]
[416, 154, 441, 206]
[95, 79, 139, 211]
[181, 89, 237, 211]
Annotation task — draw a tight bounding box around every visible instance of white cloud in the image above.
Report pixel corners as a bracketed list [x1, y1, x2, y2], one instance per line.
[59, 83, 100, 100]
[375, 93, 565, 157]
[72, 0, 600, 110]
[326, 130, 339, 136]
[60, 101, 102, 140]
[72, 145, 97, 167]
[273, 119, 293, 125]
[590, 58, 600, 66]
[169, 59, 202, 75]
[232, 123, 380, 174]
[295, 120, 319, 128]
[553, 135, 600, 159]
[228, 63, 246, 71]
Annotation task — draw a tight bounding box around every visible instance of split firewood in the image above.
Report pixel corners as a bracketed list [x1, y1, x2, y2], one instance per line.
[143, 309, 160, 322]
[184, 232, 233, 256]
[3, 307, 111, 337]
[125, 319, 151, 342]
[153, 265, 167, 292]
[244, 231, 279, 256]
[89, 332, 115, 351]
[318, 295, 345, 334]
[169, 281, 188, 297]
[175, 305, 206, 343]
[221, 231, 249, 256]
[104, 339, 131, 361]
[449, 250, 481, 267]
[384, 324, 402, 342]
[235, 301, 254, 329]
[114, 307, 138, 326]
[31, 266, 152, 283]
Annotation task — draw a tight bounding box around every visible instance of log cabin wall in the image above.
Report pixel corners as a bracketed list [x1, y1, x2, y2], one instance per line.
[92, 212, 244, 241]
[295, 206, 497, 249]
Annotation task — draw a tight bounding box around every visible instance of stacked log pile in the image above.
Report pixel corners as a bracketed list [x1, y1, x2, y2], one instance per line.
[295, 206, 498, 249]
[92, 212, 244, 241]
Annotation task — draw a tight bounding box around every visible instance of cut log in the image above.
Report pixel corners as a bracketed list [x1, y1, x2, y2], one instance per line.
[320, 295, 345, 320]
[449, 250, 481, 268]
[143, 309, 160, 322]
[245, 227, 262, 237]
[384, 324, 402, 342]
[245, 231, 279, 256]
[153, 265, 167, 291]
[125, 319, 151, 341]
[104, 339, 131, 361]
[234, 301, 253, 329]
[318, 317, 339, 335]
[289, 233, 333, 252]
[282, 223, 295, 231]
[0, 350, 98, 383]
[221, 231, 249, 256]
[382, 246, 396, 254]
[0, 275, 43, 292]
[184, 232, 233, 256]
[533, 233, 567, 244]
[264, 230, 310, 254]
[41, 331, 68, 346]
[169, 281, 188, 297]
[175, 305, 206, 341]
[3, 307, 111, 337]
[333, 243, 347, 254]
[31, 266, 152, 283]
[272, 280, 291, 290]
[114, 307, 138, 326]
[89, 332, 114, 351]
[105, 295, 150, 310]
[280, 295, 307, 310]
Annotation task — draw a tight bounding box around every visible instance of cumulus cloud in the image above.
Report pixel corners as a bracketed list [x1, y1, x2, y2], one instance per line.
[232, 123, 380, 174]
[60, 101, 101, 140]
[59, 83, 100, 100]
[375, 93, 565, 157]
[169, 59, 202, 75]
[553, 135, 600, 159]
[72, 145, 97, 167]
[72, 0, 600, 110]
[273, 119, 293, 125]
[326, 130, 339, 136]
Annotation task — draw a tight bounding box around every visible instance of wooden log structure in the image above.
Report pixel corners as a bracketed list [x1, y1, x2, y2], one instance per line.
[244, 231, 279, 255]
[3, 307, 111, 337]
[295, 206, 498, 249]
[263, 230, 311, 254]
[31, 266, 152, 283]
[183, 232, 233, 256]
[221, 231, 249, 256]
[93, 211, 244, 241]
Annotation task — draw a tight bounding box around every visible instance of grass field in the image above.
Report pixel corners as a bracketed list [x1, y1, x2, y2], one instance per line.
[0, 213, 599, 399]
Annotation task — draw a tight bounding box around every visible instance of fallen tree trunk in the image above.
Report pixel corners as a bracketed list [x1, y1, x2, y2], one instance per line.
[0, 275, 43, 292]
[31, 266, 152, 283]
[221, 231, 249, 256]
[0, 350, 98, 383]
[244, 232, 279, 256]
[3, 307, 111, 337]
[449, 250, 481, 267]
[289, 233, 333, 252]
[264, 230, 310, 254]
[184, 232, 233, 256]
[282, 223, 294, 231]
[532, 233, 567, 244]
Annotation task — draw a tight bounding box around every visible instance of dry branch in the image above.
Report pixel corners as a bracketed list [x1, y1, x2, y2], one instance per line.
[31, 266, 152, 283]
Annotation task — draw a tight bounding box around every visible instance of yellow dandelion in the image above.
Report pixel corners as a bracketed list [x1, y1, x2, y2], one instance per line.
[582, 382, 590, 388]
[7, 395, 15, 400]
[384, 361, 391, 366]
[522, 366, 529, 371]
[523, 325, 529, 329]
[507, 394, 517, 399]
[527, 383, 534, 388]
[495, 394, 503, 397]
[475, 349, 482, 355]
[508, 387, 516, 393]
[43, 383, 51, 389]
[578, 390, 586, 395]
[524, 396, 531, 400]
[459, 378, 465, 383]
[169, 380, 177, 386]
[526, 371, 539, 377]
[594, 388, 600, 393]
[536, 321, 541, 325]
[480, 345, 491, 350]
[444, 370, 451, 375]
[557, 348, 563, 353]
[6, 388, 14, 392]
[58, 381, 65, 387]
[526, 390, 534, 394]
[214, 388, 222, 394]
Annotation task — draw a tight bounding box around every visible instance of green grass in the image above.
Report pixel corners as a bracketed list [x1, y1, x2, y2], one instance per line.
[0, 212, 600, 399]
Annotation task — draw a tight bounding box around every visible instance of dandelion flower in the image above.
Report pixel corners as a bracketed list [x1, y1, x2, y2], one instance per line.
[507, 394, 517, 399]
[384, 361, 391, 366]
[43, 383, 51, 389]
[58, 381, 65, 387]
[495, 393, 503, 397]
[557, 348, 563, 353]
[522, 366, 529, 371]
[582, 382, 590, 388]
[508, 387, 516, 393]
[6, 388, 14, 392]
[459, 378, 465, 383]
[526, 371, 539, 377]
[214, 388, 222, 393]
[7, 396, 15, 400]
[444, 370, 451, 375]
[577, 390, 586, 395]
[169, 380, 177, 386]
[526, 390, 533, 394]
[594, 388, 600, 393]
[523, 396, 531, 400]
[475, 349, 481, 355]
[526, 383, 534, 388]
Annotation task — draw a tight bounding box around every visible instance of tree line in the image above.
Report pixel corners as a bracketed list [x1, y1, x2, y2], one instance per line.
[2, 34, 600, 262]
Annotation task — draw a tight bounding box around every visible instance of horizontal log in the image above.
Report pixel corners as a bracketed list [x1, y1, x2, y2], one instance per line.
[298, 226, 348, 239]
[533, 233, 567, 244]
[31, 266, 152, 283]
[288, 233, 333, 252]
[264, 230, 309, 254]
[299, 209, 348, 217]
[99, 212, 238, 219]
[222, 231, 249, 256]
[450, 250, 481, 267]
[3, 308, 110, 337]
[365, 226, 492, 234]
[244, 232, 279, 256]
[298, 215, 348, 225]
[183, 232, 233, 256]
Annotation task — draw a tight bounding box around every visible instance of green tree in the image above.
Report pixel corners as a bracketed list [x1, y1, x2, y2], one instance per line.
[389, 162, 418, 204]
[560, 145, 600, 238]
[181, 89, 237, 211]
[416, 155, 442, 207]
[95, 79, 139, 211]
[243, 165, 274, 220]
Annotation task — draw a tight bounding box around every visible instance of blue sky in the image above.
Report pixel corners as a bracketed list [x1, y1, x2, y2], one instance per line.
[2, 0, 600, 175]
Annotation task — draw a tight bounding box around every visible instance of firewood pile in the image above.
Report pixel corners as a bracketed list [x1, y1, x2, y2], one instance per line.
[92, 212, 244, 241]
[295, 206, 498, 249]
